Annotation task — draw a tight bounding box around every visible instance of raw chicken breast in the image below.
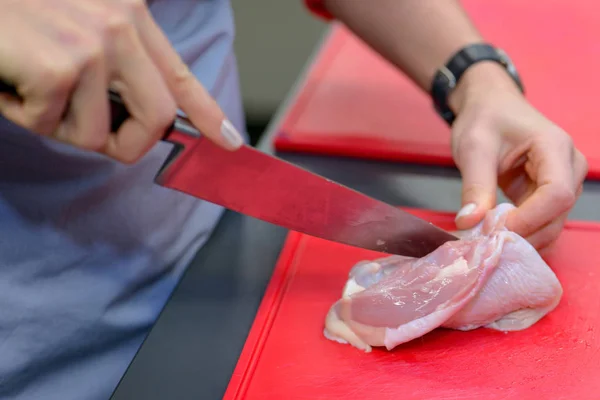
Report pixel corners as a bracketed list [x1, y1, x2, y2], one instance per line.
[324, 203, 563, 352]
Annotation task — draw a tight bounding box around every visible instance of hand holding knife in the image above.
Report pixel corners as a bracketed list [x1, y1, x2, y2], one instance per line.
[0, 0, 457, 258]
[0, 80, 457, 257]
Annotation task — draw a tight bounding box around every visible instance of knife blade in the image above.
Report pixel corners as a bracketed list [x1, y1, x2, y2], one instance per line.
[0, 81, 458, 257]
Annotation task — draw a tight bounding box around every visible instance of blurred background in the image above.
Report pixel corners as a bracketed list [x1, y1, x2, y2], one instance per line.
[231, 1, 328, 145]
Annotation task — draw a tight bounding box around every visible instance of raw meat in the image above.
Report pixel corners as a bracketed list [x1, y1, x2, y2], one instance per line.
[323, 203, 563, 352]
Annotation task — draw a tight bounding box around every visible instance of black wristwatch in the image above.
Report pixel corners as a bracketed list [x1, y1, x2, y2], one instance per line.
[430, 43, 524, 125]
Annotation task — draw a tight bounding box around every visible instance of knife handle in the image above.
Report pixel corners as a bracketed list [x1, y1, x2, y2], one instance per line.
[0, 80, 17, 96]
[0, 80, 175, 138]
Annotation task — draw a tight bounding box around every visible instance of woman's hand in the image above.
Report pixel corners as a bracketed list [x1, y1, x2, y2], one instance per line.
[0, 0, 243, 163]
[451, 63, 588, 251]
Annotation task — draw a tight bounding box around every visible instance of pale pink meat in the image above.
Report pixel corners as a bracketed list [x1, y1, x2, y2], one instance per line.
[323, 203, 563, 352]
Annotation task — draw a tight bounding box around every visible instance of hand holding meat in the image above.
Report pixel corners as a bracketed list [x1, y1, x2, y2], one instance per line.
[325, 203, 562, 352]
[450, 66, 587, 252]
[0, 0, 243, 163]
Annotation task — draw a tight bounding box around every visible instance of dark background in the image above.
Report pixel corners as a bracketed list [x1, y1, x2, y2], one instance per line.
[230, 1, 327, 146]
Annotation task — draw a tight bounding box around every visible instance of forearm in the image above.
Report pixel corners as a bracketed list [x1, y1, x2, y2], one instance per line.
[322, 0, 519, 112]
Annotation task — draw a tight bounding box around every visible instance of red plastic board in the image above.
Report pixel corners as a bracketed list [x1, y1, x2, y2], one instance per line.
[275, 0, 600, 179]
[224, 209, 600, 400]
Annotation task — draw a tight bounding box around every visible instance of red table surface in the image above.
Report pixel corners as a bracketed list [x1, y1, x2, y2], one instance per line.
[224, 208, 600, 400]
[275, 0, 600, 179]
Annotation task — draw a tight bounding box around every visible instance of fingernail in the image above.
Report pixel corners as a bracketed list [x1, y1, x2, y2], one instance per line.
[221, 119, 244, 149]
[456, 203, 477, 220]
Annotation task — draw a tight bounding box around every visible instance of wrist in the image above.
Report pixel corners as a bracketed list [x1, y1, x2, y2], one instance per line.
[448, 61, 523, 115]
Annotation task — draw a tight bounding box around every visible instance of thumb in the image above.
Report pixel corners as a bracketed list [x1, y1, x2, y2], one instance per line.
[453, 135, 499, 230]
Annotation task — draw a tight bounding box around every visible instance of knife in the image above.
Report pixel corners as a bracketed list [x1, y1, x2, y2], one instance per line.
[0, 81, 458, 257]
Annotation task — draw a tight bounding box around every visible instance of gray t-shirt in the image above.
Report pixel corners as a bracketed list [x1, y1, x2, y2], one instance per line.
[0, 1, 245, 398]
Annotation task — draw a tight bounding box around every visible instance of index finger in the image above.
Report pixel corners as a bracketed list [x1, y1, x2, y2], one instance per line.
[506, 139, 576, 238]
[133, 6, 243, 150]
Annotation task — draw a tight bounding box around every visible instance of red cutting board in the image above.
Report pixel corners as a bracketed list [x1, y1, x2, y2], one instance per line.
[275, 0, 600, 179]
[224, 208, 600, 400]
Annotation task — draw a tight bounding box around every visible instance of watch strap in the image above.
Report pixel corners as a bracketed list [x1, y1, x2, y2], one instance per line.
[430, 43, 523, 125]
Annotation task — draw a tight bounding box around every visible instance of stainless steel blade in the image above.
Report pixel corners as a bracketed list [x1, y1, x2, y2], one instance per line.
[155, 122, 459, 258]
[0, 83, 457, 256]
